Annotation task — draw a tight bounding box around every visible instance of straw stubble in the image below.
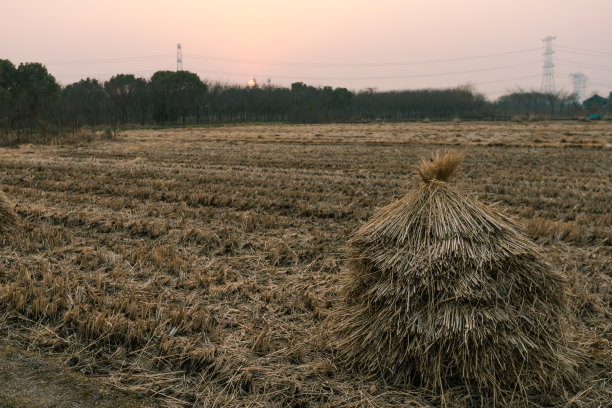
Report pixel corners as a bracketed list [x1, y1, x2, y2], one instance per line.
[0, 189, 20, 243]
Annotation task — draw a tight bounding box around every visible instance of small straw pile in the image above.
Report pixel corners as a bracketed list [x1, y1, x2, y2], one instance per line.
[332, 150, 579, 403]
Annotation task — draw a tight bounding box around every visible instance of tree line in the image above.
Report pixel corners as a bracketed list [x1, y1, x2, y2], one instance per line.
[1, 59, 608, 142]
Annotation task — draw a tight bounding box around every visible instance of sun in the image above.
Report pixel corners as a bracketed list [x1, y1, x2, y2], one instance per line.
[247, 78, 256, 88]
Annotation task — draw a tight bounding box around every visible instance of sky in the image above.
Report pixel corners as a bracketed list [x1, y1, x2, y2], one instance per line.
[2, 0, 612, 100]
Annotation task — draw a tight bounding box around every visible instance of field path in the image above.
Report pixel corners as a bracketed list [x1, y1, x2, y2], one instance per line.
[0, 344, 151, 408]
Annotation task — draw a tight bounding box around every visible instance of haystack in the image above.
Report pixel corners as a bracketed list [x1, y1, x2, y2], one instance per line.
[333, 150, 578, 401]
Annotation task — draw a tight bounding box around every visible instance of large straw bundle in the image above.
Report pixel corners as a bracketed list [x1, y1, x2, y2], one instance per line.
[333, 151, 578, 402]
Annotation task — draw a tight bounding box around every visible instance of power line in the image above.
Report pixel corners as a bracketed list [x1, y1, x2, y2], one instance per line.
[31, 47, 541, 69]
[556, 59, 612, 71]
[473, 74, 541, 86]
[32, 47, 541, 68]
[190, 61, 540, 82]
[558, 49, 612, 59]
[183, 47, 541, 68]
[557, 45, 612, 58]
[45, 54, 174, 65]
[38, 43, 595, 97]
[53, 69, 158, 80]
[587, 79, 612, 87]
[585, 76, 612, 83]
[30, 46, 547, 93]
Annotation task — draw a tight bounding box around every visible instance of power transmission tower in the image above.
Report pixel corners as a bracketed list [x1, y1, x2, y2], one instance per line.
[570, 72, 587, 102]
[177, 43, 183, 71]
[540, 36, 556, 94]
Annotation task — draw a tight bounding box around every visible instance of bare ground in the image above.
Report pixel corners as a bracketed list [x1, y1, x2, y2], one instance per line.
[0, 342, 152, 408]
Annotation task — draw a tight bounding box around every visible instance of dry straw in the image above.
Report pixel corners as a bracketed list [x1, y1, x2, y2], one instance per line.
[0, 189, 20, 241]
[332, 150, 579, 404]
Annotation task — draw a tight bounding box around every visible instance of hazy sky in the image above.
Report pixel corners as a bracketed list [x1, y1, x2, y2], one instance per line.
[2, 0, 611, 99]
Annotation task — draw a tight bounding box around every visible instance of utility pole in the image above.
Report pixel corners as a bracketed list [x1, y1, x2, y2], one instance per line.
[177, 43, 183, 71]
[540, 36, 556, 94]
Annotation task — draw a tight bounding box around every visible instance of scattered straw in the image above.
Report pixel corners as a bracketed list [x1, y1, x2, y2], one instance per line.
[0, 189, 20, 243]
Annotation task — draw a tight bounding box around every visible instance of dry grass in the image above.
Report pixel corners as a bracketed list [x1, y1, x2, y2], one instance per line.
[0, 189, 20, 229]
[0, 121, 610, 407]
[120, 121, 612, 148]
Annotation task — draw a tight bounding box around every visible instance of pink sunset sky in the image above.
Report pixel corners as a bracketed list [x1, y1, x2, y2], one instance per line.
[2, 0, 611, 100]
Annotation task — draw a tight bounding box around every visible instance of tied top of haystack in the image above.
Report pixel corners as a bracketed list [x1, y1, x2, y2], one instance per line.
[418, 150, 465, 183]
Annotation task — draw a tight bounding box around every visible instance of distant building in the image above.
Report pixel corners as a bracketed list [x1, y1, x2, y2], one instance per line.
[582, 94, 608, 113]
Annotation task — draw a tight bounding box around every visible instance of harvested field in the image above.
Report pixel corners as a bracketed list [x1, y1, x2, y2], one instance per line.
[0, 121, 610, 407]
